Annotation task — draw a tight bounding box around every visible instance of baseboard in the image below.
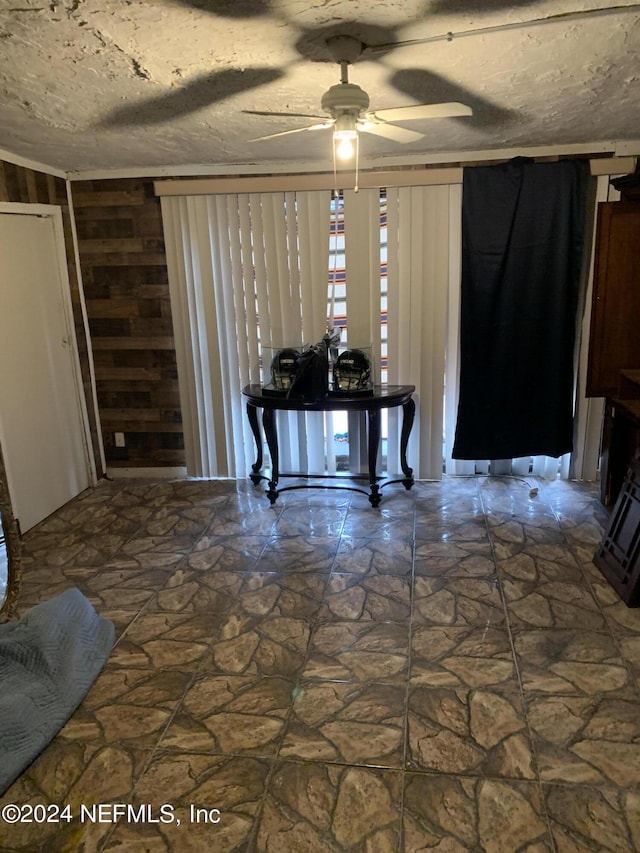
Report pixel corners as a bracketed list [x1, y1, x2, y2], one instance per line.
[105, 466, 188, 480]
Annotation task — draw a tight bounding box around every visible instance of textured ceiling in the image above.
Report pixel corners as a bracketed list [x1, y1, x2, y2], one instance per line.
[0, 0, 638, 174]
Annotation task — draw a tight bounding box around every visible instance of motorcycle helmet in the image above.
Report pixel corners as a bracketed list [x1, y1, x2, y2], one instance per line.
[333, 348, 372, 392]
[270, 348, 300, 391]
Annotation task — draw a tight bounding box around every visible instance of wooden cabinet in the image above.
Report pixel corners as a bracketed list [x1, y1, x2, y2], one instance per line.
[586, 201, 640, 399]
[586, 190, 640, 505]
[594, 458, 640, 606]
[601, 394, 640, 506]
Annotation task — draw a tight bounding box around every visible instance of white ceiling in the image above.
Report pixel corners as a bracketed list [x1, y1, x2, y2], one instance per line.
[0, 0, 638, 176]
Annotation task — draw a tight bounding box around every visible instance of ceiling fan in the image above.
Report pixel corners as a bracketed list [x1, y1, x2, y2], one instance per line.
[248, 34, 472, 159]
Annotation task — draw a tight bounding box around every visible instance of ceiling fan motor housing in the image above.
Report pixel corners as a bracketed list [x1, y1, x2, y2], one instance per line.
[321, 83, 370, 118]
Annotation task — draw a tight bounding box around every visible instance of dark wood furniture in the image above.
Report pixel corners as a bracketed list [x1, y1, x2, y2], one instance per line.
[586, 188, 640, 506]
[242, 384, 416, 507]
[586, 201, 640, 399]
[594, 459, 640, 606]
[584, 178, 640, 598]
[600, 377, 640, 506]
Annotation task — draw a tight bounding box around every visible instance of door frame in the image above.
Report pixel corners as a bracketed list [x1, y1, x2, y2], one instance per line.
[0, 201, 97, 503]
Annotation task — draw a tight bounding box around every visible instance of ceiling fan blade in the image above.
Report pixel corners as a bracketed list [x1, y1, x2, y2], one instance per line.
[391, 69, 516, 128]
[243, 110, 328, 120]
[359, 122, 424, 144]
[250, 122, 333, 142]
[370, 102, 472, 122]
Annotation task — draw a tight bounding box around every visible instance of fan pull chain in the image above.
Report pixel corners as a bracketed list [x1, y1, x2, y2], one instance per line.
[354, 133, 360, 193]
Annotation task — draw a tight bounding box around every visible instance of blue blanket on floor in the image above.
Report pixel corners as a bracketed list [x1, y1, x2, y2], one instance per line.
[0, 588, 114, 793]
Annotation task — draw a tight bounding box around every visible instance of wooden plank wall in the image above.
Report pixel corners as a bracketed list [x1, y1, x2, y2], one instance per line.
[71, 178, 184, 469]
[0, 159, 103, 474]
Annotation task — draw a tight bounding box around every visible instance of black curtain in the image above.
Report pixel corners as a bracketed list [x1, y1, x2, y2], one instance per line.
[452, 157, 589, 461]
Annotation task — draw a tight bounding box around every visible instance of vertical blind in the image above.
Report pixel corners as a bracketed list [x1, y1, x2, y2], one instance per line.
[161, 191, 331, 478]
[161, 183, 460, 481]
[385, 183, 463, 480]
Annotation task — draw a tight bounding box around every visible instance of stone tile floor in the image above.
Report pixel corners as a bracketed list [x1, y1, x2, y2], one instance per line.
[1, 474, 640, 851]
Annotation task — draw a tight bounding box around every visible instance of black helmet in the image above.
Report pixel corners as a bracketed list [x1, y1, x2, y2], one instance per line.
[334, 348, 372, 392]
[270, 348, 300, 391]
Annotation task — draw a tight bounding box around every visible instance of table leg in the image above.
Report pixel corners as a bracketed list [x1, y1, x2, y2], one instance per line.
[367, 408, 382, 507]
[262, 407, 279, 504]
[246, 403, 263, 485]
[400, 397, 416, 489]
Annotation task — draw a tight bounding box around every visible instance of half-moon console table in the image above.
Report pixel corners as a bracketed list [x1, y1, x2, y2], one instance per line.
[242, 383, 416, 507]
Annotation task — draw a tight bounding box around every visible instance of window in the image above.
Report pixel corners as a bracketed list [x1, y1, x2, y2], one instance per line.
[327, 190, 390, 471]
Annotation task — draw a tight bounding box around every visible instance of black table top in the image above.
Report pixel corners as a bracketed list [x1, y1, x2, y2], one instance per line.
[242, 383, 415, 412]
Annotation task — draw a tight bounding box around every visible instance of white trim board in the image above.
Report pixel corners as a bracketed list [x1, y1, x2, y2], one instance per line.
[0, 140, 637, 182]
[154, 157, 637, 197]
[154, 167, 464, 196]
[65, 181, 107, 476]
[153, 157, 636, 196]
[0, 201, 63, 217]
[0, 147, 66, 179]
[68, 142, 639, 181]
[105, 467, 188, 479]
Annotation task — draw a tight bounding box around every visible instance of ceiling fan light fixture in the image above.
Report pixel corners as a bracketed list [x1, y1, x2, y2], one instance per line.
[333, 114, 358, 161]
[332, 120, 360, 192]
[335, 131, 357, 161]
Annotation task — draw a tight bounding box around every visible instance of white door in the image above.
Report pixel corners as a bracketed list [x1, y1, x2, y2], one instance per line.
[0, 206, 92, 532]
